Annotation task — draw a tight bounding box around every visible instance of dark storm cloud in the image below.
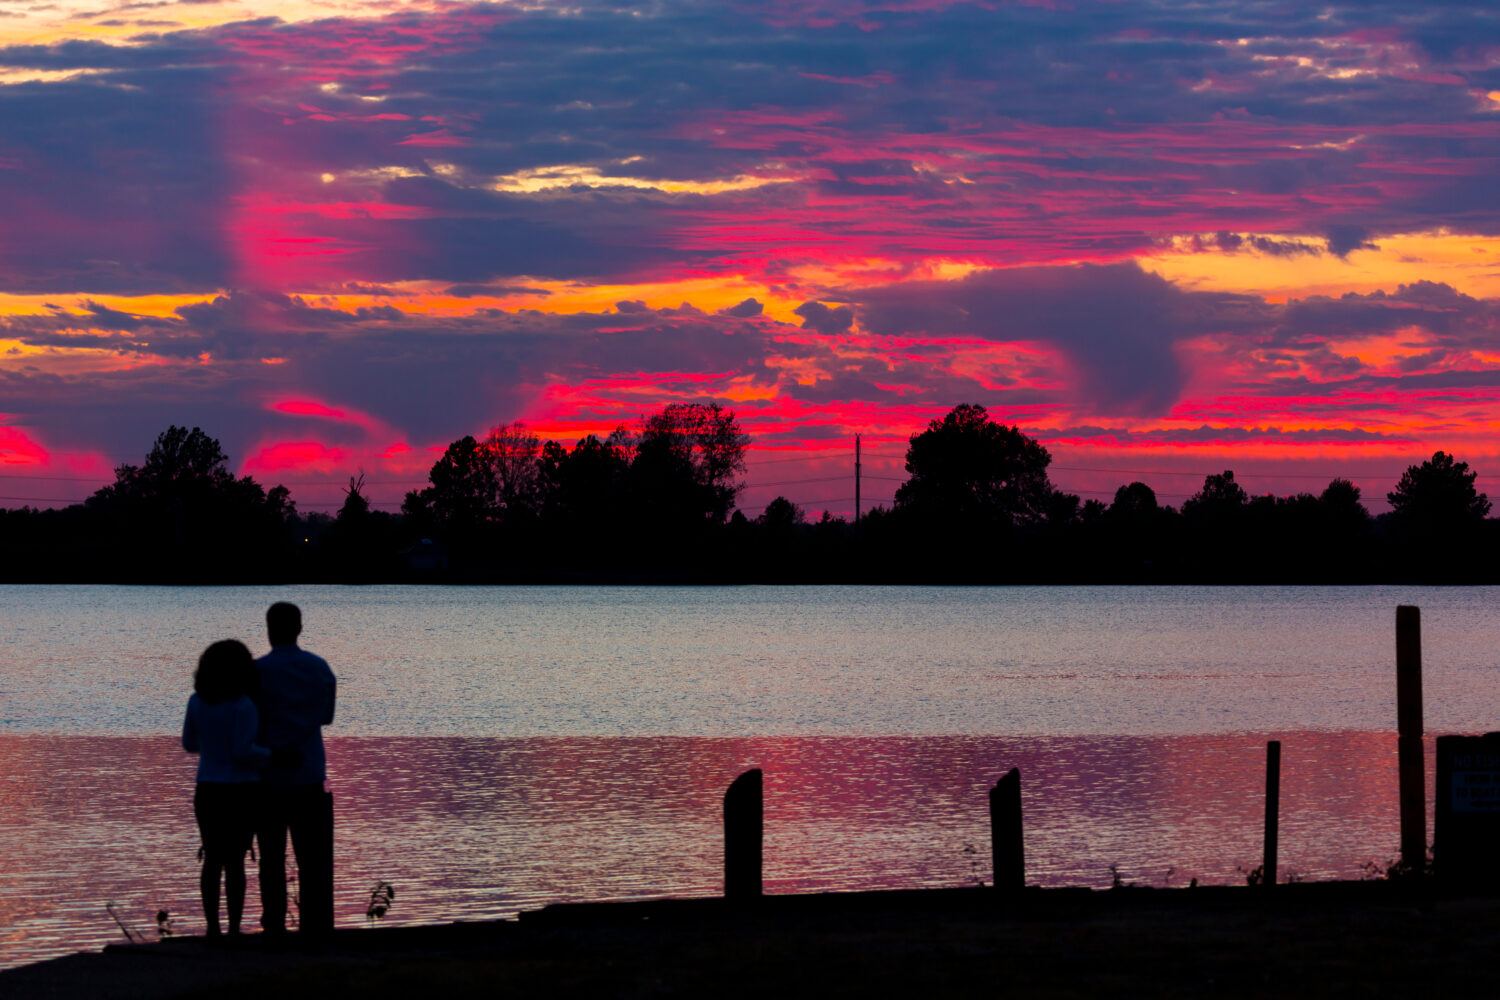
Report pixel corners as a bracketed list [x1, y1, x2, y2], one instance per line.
[1267, 281, 1500, 346]
[1048, 424, 1398, 445]
[844, 267, 1500, 416]
[441, 284, 551, 299]
[1324, 225, 1380, 258]
[1193, 233, 1324, 258]
[794, 301, 855, 335]
[852, 262, 1268, 417]
[719, 298, 763, 317]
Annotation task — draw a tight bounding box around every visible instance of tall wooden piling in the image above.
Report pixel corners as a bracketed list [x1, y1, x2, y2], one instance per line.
[724, 768, 763, 900]
[990, 767, 1024, 891]
[1396, 605, 1426, 872]
[1263, 740, 1280, 888]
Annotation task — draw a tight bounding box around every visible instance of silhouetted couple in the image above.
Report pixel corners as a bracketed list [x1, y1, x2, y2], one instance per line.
[181, 602, 337, 940]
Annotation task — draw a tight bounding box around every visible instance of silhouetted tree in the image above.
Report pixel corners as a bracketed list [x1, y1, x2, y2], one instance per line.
[537, 428, 633, 565]
[1320, 478, 1369, 521]
[894, 404, 1056, 528]
[539, 430, 631, 513]
[1110, 481, 1159, 518]
[323, 472, 399, 579]
[84, 426, 294, 579]
[1044, 489, 1083, 525]
[1387, 452, 1491, 524]
[627, 402, 748, 527]
[487, 422, 543, 521]
[337, 473, 371, 523]
[1182, 470, 1248, 514]
[1386, 452, 1492, 579]
[20, 408, 1500, 584]
[1178, 470, 1251, 579]
[1096, 479, 1178, 581]
[1317, 478, 1375, 576]
[759, 496, 805, 530]
[403, 436, 498, 535]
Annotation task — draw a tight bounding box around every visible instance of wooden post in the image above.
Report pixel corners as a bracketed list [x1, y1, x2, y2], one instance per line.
[1263, 741, 1280, 888]
[1396, 605, 1426, 873]
[301, 790, 335, 934]
[724, 768, 763, 900]
[989, 767, 1024, 891]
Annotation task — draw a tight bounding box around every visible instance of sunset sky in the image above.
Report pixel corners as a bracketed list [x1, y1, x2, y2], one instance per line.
[3, 0, 1500, 516]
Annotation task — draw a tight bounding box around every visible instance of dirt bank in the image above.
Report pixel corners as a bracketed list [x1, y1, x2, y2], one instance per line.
[4, 883, 1495, 999]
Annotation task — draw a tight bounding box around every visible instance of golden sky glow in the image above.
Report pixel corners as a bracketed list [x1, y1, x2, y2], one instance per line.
[0, 1, 405, 47]
[1143, 232, 1500, 302]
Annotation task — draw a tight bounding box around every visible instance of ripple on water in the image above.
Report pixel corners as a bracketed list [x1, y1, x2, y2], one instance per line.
[0, 731, 1427, 969]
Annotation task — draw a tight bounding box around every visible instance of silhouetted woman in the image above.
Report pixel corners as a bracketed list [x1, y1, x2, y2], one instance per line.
[182, 639, 269, 940]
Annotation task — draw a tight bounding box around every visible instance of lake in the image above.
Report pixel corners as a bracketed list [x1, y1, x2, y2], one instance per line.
[2, 584, 1497, 968]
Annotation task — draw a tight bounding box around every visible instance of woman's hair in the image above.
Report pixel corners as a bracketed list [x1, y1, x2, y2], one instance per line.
[194, 639, 259, 704]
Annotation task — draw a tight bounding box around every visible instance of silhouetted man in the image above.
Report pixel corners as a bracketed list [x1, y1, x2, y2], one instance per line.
[254, 601, 336, 935]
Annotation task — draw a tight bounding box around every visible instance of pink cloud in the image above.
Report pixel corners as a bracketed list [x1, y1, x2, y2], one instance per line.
[0, 426, 49, 466]
[396, 129, 469, 147]
[267, 398, 381, 433]
[241, 440, 351, 475]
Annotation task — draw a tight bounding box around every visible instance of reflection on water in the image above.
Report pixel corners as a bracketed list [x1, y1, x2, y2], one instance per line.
[0, 731, 1427, 969]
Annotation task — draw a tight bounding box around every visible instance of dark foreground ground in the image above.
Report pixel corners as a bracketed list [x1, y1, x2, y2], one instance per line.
[5, 883, 1497, 999]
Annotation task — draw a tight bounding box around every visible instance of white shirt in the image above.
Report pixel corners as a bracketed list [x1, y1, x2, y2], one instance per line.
[182, 694, 270, 783]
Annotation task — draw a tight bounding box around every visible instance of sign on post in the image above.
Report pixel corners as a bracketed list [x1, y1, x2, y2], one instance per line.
[1435, 734, 1500, 888]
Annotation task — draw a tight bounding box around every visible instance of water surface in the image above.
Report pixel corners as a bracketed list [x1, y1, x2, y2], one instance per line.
[1, 585, 1496, 969]
[6, 584, 1500, 736]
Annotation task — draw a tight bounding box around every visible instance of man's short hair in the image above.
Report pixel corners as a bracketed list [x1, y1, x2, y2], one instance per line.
[267, 601, 302, 642]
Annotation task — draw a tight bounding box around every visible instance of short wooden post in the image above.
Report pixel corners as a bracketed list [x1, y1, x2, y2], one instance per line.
[1396, 605, 1426, 872]
[300, 790, 335, 934]
[724, 768, 762, 900]
[990, 767, 1024, 891]
[1263, 741, 1280, 888]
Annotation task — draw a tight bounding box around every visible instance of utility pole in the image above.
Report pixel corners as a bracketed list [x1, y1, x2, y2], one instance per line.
[855, 434, 862, 524]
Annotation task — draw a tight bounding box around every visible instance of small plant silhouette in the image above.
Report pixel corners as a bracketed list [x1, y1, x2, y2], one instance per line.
[960, 843, 985, 887]
[366, 880, 396, 923]
[106, 902, 142, 943]
[1108, 864, 1135, 890]
[155, 910, 174, 939]
[1361, 842, 1433, 881]
[1239, 864, 1265, 886]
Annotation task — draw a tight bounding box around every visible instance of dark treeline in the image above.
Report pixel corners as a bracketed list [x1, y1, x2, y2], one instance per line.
[2, 402, 1496, 583]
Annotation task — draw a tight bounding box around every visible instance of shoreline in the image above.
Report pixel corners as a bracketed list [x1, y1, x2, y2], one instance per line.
[5, 881, 1495, 998]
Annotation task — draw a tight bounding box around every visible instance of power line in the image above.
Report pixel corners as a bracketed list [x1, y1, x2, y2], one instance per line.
[0, 473, 112, 483]
[0, 472, 431, 487]
[744, 475, 846, 488]
[738, 496, 895, 512]
[1051, 464, 1409, 481]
